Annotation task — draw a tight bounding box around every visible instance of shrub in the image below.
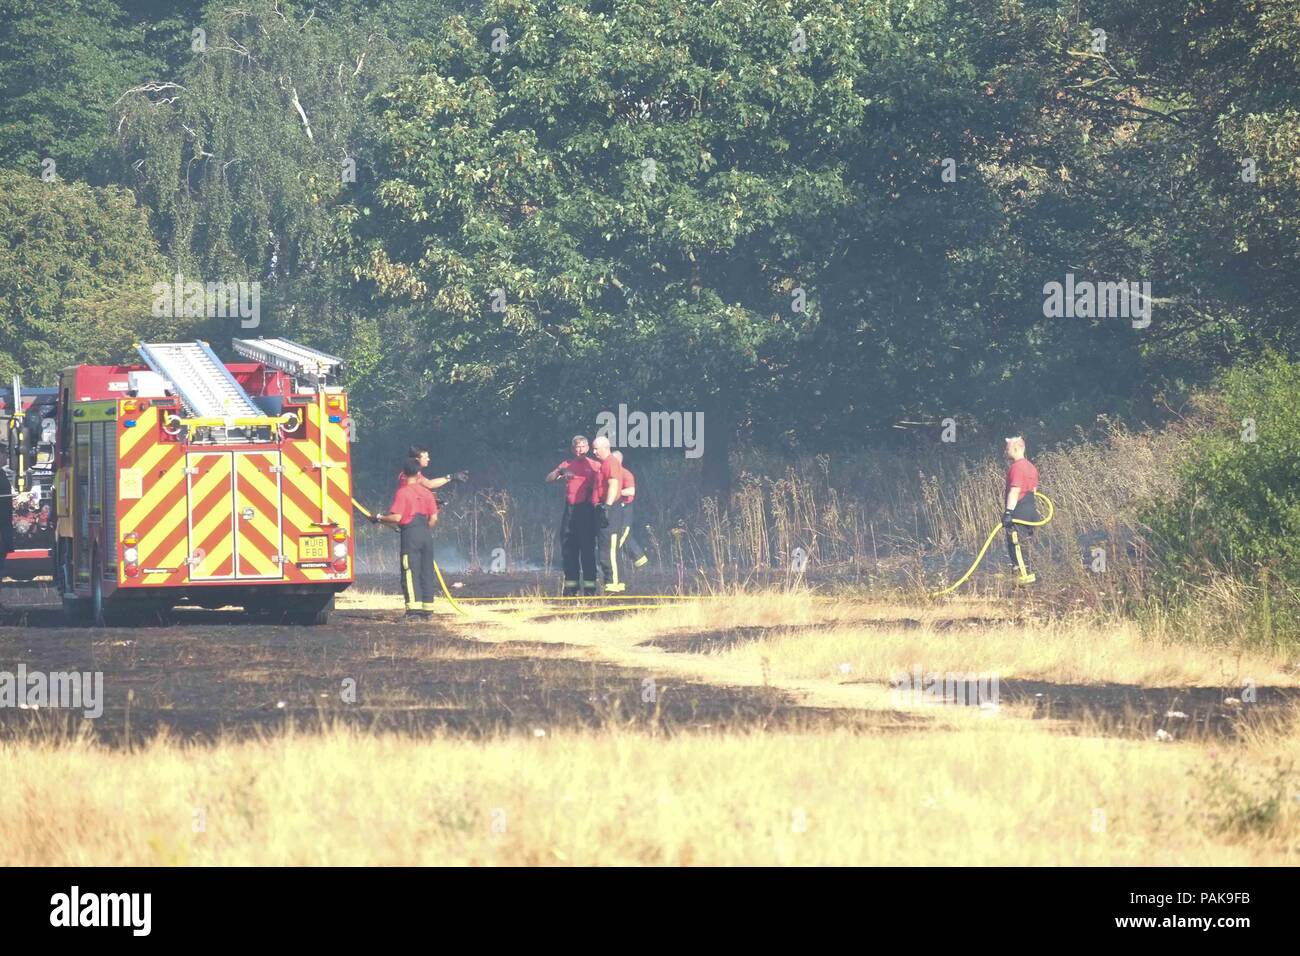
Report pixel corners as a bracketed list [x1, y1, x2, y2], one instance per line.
[1145, 354, 1300, 587]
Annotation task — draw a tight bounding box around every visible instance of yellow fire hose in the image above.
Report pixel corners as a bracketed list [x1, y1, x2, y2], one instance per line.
[931, 490, 1054, 596]
[353, 497, 712, 616]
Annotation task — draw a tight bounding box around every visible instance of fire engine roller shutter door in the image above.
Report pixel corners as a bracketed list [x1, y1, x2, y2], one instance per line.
[186, 452, 235, 581]
[233, 451, 284, 580]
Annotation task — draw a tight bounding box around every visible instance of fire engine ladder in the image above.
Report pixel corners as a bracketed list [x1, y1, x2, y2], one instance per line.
[136, 341, 262, 421]
[231, 338, 343, 387]
[232, 338, 344, 524]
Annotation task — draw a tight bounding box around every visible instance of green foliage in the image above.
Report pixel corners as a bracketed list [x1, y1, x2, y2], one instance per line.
[112, 1, 408, 281]
[0, 0, 1298, 508]
[1144, 354, 1300, 589]
[347, 0, 1049, 463]
[0, 0, 193, 182]
[0, 170, 175, 381]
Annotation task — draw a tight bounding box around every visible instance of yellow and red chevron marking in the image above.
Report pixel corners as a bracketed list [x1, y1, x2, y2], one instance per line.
[234, 452, 284, 579]
[119, 405, 160, 470]
[187, 452, 236, 580]
[284, 403, 353, 522]
[275, 400, 353, 582]
[118, 408, 189, 586]
[114, 397, 352, 589]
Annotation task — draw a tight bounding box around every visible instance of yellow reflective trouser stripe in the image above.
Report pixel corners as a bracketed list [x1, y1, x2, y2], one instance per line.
[421, 601, 437, 610]
[403, 554, 416, 608]
[1011, 530, 1028, 576]
[609, 534, 619, 586]
[619, 525, 630, 548]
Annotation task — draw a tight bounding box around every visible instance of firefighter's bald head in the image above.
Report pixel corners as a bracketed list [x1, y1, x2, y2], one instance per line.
[1005, 436, 1026, 460]
[592, 435, 612, 459]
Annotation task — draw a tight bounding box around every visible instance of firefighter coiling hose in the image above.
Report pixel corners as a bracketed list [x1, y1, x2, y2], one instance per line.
[931, 490, 1055, 596]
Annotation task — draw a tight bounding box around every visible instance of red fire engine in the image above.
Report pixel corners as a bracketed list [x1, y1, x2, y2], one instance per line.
[55, 339, 354, 625]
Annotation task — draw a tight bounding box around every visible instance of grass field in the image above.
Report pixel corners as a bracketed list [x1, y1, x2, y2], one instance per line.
[0, 578, 1296, 865]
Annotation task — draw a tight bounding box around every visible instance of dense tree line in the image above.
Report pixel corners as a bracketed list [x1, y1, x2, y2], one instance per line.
[0, 0, 1295, 493]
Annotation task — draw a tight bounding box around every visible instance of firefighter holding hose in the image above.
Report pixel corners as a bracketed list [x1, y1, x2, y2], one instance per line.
[1002, 436, 1039, 585]
[547, 435, 600, 596]
[377, 457, 440, 618]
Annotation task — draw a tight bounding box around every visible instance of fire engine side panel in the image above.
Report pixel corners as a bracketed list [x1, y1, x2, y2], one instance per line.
[117, 404, 188, 585]
[278, 395, 353, 582]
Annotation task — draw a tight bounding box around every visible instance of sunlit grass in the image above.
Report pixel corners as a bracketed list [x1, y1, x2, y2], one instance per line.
[1, 715, 1294, 865]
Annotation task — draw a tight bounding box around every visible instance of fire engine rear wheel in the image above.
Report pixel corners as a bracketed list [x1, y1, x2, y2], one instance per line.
[61, 594, 89, 625]
[288, 593, 334, 626]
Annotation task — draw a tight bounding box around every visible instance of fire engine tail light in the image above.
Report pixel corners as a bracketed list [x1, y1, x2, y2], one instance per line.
[332, 527, 349, 571]
[123, 533, 140, 576]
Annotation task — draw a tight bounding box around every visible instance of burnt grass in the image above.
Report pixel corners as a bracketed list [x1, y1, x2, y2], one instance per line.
[0, 583, 906, 748]
[1, 577, 1295, 746]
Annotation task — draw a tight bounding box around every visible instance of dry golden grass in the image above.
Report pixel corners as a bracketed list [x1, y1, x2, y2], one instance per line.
[428, 590, 1300, 691]
[1, 716, 1295, 866]
[3, 587, 1290, 865]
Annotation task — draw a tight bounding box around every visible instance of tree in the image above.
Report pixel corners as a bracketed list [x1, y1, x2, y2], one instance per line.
[0, 0, 195, 182]
[349, 0, 988, 491]
[0, 170, 174, 382]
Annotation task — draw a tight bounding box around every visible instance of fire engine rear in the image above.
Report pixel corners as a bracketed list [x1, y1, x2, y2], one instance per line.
[55, 339, 354, 625]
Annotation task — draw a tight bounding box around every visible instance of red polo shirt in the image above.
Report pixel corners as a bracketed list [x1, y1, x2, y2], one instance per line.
[1005, 458, 1039, 499]
[591, 454, 624, 507]
[620, 467, 636, 503]
[389, 481, 438, 525]
[556, 457, 599, 505]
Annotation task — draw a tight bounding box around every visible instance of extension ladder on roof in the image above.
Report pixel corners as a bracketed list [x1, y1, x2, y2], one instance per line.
[135, 341, 261, 419]
[232, 338, 343, 386]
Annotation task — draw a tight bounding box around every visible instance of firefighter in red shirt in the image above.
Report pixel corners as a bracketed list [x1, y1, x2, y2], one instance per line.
[377, 458, 440, 617]
[612, 451, 647, 568]
[546, 434, 600, 596]
[590, 435, 627, 592]
[400, 445, 467, 492]
[1001, 436, 1040, 585]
